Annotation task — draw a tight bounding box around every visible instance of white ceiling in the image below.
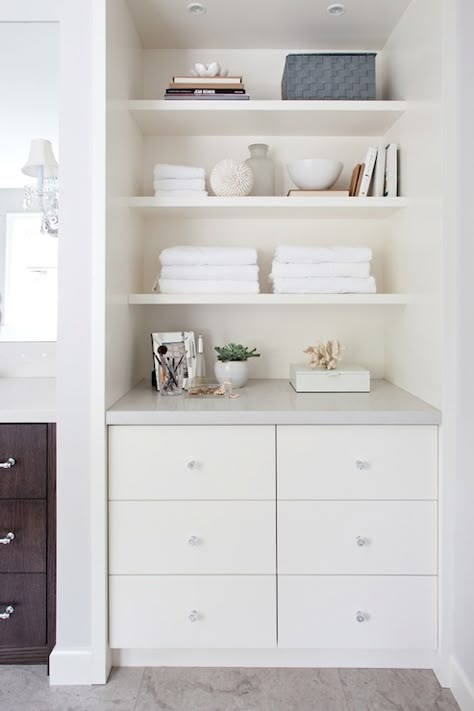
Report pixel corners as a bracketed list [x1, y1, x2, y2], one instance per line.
[127, 0, 413, 50]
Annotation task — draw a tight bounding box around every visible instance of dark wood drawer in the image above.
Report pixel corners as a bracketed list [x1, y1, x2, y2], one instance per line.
[0, 425, 47, 499]
[0, 501, 46, 573]
[0, 574, 46, 648]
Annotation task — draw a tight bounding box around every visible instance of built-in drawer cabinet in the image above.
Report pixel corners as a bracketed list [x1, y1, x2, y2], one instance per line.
[0, 424, 55, 664]
[0, 425, 47, 500]
[278, 576, 437, 650]
[0, 501, 47, 573]
[108, 422, 438, 655]
[109, 501, 276, 575]
[109, 575, 276, 649]
[277, 425, 437, 500]
[278, 501, 437, 575]
[0, 574, 47, 648]
[109, 425, 275, 500]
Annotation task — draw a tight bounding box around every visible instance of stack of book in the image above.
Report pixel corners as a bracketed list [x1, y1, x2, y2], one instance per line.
[349, 144, 398, 197]
[164, 75, 249, 101]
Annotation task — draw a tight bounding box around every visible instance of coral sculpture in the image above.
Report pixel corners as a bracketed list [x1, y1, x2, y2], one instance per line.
[304, 339, 343, 370]
[210, 159, 254, 197]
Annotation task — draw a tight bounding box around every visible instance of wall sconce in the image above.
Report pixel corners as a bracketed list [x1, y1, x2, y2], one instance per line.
[22, 139, 59, 236]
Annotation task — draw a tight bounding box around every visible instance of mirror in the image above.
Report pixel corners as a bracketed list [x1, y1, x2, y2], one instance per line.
[0, 19, 59, 341]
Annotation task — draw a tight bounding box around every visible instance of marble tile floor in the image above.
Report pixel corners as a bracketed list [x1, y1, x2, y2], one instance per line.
[0, 666, 460, 711]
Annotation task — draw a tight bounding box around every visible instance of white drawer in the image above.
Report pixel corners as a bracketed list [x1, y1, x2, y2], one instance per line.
[277, 425, 437, 500]
[278, 576, 437, 650]
[109, 425, 275, 500]
[109, 501, 275, 574]
[278, 501, 437, 575]
[109, 575, 276, 649]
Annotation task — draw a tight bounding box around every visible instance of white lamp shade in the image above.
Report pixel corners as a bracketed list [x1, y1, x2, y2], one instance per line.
[22, 139, 59, 178]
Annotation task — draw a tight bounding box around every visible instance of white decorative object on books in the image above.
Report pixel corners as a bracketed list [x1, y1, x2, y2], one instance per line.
[210, 159, 254, 197]
[287, 158, 343, 190]
[290, 363, 370, 392]
[245, 144, 275, 196]
[191, 62, 228, 77]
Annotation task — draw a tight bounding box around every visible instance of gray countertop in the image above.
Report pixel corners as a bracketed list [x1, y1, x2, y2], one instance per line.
[106, 378, 441, 426]
[0, 378, 56, 423]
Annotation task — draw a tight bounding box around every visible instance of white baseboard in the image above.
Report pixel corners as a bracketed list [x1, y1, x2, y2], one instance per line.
[451, 657, 474, 711]
[433, 656, 452, 688]
[49, 646, 111, 685]
[112, 647, 439, 670]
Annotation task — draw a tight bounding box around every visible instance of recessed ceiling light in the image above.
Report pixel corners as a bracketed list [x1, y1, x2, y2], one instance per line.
[327, 3, 346, 15]
[187, 2, 207, 14]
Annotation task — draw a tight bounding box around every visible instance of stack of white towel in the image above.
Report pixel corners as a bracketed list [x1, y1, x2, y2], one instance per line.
[153, 164, 208, 197]
[270, 246, 376, 294]
[156, 246, 260, 294]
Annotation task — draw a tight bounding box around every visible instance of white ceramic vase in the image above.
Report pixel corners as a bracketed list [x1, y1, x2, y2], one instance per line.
[245, 143, 275, 196]
[214, 360, 249, 388]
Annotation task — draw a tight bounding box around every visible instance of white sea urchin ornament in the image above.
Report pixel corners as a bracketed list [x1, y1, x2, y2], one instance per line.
[210, 159, 254, 197]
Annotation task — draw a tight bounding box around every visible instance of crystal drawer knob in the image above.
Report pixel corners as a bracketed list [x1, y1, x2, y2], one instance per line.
[0, 605, 14, 620]
[188, 609, 199, 623]
[0, 458, 16, 469]
[355, 460, 370, 470]
[188, 536, 200, 546]
[356, 536, 367, 547]
[187, 460, 197, 470]
[356, 610, 366, 623]
[0, 532, 15, 545]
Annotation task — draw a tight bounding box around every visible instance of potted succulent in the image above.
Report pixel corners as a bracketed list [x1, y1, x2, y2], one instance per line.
[214, 342, 260, 388]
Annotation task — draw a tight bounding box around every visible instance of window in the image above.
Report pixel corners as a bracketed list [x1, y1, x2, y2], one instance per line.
[2, 213, 58, 340]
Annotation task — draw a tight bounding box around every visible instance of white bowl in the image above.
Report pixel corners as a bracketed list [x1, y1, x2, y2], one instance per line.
[287, 158, 343, 190]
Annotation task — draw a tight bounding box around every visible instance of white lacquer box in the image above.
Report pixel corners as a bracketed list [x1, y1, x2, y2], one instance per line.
[290, 363, 371, 393]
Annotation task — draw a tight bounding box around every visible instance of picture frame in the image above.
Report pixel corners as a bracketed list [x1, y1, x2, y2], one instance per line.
[151, 331, 196, 390]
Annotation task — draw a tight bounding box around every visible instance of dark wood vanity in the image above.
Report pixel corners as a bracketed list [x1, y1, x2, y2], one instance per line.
[0, 424, 56, 663]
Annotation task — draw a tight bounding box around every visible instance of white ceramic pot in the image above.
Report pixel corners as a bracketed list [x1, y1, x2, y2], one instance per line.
[214, 360, 249, 388]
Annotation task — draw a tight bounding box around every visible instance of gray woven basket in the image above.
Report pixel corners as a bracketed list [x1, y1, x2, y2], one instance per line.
[282, 53, 376, 100]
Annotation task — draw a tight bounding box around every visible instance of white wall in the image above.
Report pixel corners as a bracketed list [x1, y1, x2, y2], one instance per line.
[50, 0, 108, 685]
[450, 0, 474, 707]
[52, 0, 144, 685]
[382, 0, 443, 408]
[106, 0, 144, 408]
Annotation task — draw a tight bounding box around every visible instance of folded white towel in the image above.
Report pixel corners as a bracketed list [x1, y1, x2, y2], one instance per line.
[154, 178, 206, 191]
[159, 279, 260, 294]
[272, 276, 377, 294]
[270, 262, 371, 279]
[154, 164, 206, 180]
[161, 265, 259, 281]
[154, 190, 209, 197]
[160, 246, 258, 266]
[274, 246, 372, 264]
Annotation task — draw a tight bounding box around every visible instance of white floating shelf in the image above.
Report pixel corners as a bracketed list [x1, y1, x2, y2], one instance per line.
[129, 294, 410, 306]
[128, 99, 407, 137]
[127, 196, 407, 219]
